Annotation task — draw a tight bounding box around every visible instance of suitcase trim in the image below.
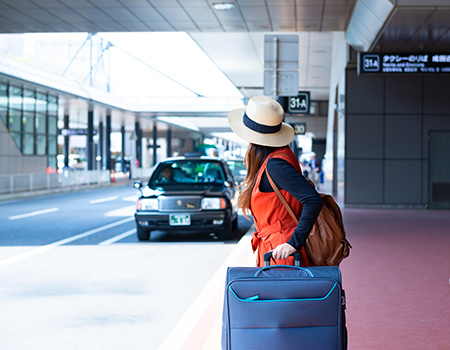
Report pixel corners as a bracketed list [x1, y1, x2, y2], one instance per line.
[254, 265, 314, 277]
[229, 280, 338, 302]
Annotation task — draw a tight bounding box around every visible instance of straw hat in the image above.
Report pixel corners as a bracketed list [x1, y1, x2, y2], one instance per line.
[227, 96, 294, 147]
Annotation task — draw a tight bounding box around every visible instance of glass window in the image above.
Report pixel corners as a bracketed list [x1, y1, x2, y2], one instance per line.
[8, 109, 21, 132]
[11, 132, 21, 150]
[23, 89, 36, 112]
[0, 83, 7, 107]
[48, 136, 57, 155]
[48, 116, 57, 136]
[48, 155, 57, 170]
[48, 95, 58, 115]
[36, 135, 46, 155]
[22, 111, 35, 133]
[149, 160, 225, 190]
[36, 92, 47, 113]
[9, 86, 22, 110]
[23, 133, 34, 155]
[0, 106, 6, 126]
[36, 113, 46, 134]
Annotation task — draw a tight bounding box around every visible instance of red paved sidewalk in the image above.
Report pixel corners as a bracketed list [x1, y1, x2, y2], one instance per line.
[161, 208, 450, 349]
[340, 209, 450, 350]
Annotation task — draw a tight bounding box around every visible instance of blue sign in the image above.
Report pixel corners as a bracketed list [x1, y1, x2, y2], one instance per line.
[60, 129, 97, 136]
[359, 52, 450, 74]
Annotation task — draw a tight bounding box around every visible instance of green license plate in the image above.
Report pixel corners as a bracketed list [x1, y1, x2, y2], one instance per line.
[169, 214, 191, 226]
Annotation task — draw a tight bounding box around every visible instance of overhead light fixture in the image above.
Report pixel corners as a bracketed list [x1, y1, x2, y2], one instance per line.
[212, 2, 235, 10]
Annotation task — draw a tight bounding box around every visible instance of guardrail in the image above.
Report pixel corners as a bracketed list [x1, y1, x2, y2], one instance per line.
[0, 170, 110, 195]
[0, 167, 156, 197]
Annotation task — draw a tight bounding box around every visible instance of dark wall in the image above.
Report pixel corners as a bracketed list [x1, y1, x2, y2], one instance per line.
[344, 69, 450, 206]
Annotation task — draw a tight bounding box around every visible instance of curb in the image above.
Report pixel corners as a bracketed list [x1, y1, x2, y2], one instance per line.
[158, 224, 256, 350]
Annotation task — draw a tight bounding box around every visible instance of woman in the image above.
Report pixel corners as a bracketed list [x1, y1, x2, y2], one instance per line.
[228, 96, 323, 267]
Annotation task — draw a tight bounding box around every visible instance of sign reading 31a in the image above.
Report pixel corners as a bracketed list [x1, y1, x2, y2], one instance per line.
[288, 92, 310, 114]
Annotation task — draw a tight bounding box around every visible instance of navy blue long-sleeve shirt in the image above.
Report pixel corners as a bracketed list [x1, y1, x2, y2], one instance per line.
[259, 157, 323, 249]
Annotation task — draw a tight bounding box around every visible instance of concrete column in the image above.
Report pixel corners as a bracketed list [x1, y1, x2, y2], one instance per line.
[98, 121, 104, 170]
[87, 110, 94, 170]
[105, 114, 111, 171]
[153, 125, 157, 166]
[63, 114, 69, 168]
[167, 128, 172, 158]
[135, 121, 141, 167]
[121, 125, 125, 173]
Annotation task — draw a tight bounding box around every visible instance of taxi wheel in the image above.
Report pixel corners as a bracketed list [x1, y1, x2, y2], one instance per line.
[137, 227, 151, 241]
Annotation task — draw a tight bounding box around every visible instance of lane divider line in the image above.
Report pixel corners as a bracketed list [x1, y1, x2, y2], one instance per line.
[90, 196, 118, 204]
[8, 208, 59, 220]
[158, 225, 255, 350]
[98, 229, 136, 245]
[0, 217, 134, 268]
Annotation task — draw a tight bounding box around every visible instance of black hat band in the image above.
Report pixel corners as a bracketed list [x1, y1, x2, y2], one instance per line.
[243, 112, 281, 134]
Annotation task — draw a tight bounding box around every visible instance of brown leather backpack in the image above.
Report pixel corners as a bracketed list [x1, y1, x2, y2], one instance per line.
[266, 170, 352, 266]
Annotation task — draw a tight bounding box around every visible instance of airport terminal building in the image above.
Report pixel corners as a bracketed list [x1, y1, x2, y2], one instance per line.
[0, 0, 449, 209]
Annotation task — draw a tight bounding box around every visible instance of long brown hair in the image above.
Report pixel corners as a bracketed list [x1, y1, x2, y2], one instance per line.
[239, 143, 276, 219]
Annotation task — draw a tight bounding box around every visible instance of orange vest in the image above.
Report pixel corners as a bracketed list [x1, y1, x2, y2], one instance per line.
[250, 146, 310, 267]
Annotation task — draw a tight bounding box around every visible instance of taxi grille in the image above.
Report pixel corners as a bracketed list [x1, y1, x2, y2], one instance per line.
[159, 196, 202, 211]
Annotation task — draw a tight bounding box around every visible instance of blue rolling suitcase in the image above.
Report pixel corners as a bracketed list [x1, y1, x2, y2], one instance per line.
[222, 252, 347, 350]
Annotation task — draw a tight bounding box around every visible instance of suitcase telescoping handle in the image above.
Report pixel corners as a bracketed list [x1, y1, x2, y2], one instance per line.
[264, 251, 301, 267]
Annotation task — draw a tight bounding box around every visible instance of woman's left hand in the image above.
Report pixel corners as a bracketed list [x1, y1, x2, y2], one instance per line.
[272, 243, 296, 260]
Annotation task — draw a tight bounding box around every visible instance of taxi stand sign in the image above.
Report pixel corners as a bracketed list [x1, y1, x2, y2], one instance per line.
[359, 52, 450, 74]
[60, 129, 97, 136]
[288, 92, 310, 114]
[292, 123, 306, 135]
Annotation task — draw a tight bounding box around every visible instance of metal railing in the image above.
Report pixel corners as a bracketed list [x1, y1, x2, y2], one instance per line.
[0, 167, 155, 197]
[0, 170, 110, 195]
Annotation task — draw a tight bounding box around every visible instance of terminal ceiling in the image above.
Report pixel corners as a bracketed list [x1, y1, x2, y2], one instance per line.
[1, 0, 450, 139]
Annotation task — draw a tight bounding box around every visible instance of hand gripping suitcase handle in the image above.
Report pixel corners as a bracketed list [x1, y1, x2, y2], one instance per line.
[264, 251, 301, 267]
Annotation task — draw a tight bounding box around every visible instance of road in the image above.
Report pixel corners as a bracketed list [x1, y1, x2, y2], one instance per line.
[0, 184, 252, 349]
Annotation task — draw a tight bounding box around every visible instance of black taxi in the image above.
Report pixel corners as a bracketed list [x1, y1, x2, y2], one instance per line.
[134, 156, 239, 241]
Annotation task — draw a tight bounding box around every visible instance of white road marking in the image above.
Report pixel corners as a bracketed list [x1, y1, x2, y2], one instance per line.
[122, 195, 139, 202]
[0, 217, 134, 268]
[98, 229, 136, 245]
[158, 225, 255, 350]
[8, 208, 59, 221]
[89, 196, 118, 204]
[104, 205, 136, 217]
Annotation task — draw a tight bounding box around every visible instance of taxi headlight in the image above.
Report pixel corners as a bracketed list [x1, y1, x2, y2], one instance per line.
[201, 197, 226, 210]
[137, 198, 158, 211]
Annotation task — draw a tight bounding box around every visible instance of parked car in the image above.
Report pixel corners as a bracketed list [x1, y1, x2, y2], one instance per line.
[226, 158, 247, 185]
[134, 156, 239, 241]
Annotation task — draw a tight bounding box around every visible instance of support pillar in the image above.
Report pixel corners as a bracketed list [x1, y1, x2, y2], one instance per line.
[87, 110, 94, 170]
[167, 128, 172, 158]
[105, 114, 111, 171]
[135, 121, 141, 168]
[63, 114, 69, 168]
[153, 125, 158, 166]
[98, 121, 104, 170]
[121, 125, 125, 173]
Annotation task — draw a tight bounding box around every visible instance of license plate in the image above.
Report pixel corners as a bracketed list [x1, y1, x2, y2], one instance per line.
[169, 214, 191, 226]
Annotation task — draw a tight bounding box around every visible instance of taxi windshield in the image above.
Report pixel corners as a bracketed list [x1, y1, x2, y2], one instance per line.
[148, 160, 226, 190]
